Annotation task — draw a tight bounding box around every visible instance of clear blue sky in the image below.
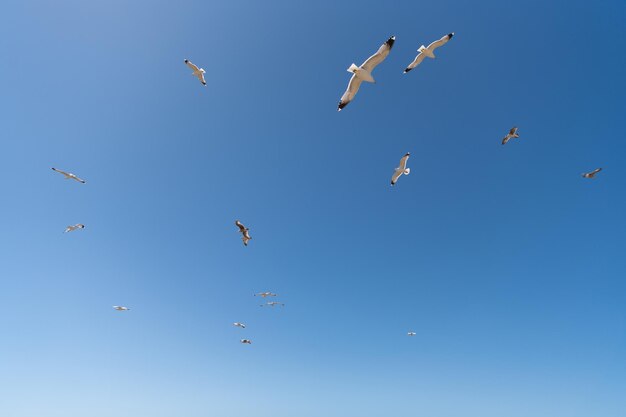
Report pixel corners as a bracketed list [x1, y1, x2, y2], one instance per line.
[1, 0, 625, 416]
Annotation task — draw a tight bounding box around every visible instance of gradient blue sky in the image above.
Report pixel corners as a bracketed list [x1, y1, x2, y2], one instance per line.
[1, 0, 625, 416]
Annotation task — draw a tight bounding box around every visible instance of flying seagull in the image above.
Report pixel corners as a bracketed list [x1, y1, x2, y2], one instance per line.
[502, 127, 520, 145]
[254, 292, 277, 298]
[391, 153, 411, 186]
[51, 167, 85, 183]
[113, 306, 130, 311]
[338, 36, 395, 111]
[240, 339, 252, 344]
[260, 301, 285, 307]
[184, 59, 207, 86]
[403, 33, 454, 73]
[233, 322, 246, 329]
[235, 220, 251, 246]
[407, 332, 417, 336]
[64, 224, 85, 233]
[582, 168, 602, 178]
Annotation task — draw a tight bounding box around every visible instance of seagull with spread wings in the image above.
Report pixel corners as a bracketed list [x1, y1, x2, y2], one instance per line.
[113, 306, 130, 311]
[235, 220, 251, 246]
[233, 322, 246, 329]
[254, 292, 277, 298]
[582, 168, 602, 178]
[184, 59, 207, 86]
[51, 167, 85, 184]
[391, 153, 411, 186]
[338, 36, 395, 111]
[64, 224, 85, 233]
[407, 332, 417, 336]
[502, 127, 520, 145]
[260, 301, 285, 307]
[404, 33, 454, 73]
[240, 339, 252, 344]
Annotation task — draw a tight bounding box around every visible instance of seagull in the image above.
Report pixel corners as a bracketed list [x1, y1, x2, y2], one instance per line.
[403, 33, 454, 73]
[233, 322, 246, 329]
[260, 301, 285, 307]
[184, 59, 207, 86]
[51, 167, 85, 183]
[254, 292, 277, 298]
[338, 35, 395, 111]
[582, 168, 602, 178]
[391, 153, 411, 186]
[407, 332, 416, 336]
[240, 339, 252, 344]
[235, 220, 251, 246]
[113, 306, 130, 311]
[64, 224, 85, 233]
[502, 127, 520, 145]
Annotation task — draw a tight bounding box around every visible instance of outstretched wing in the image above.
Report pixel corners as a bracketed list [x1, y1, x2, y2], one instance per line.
[361, 36, 395, 73]
[52, 167, 69, 177]
[509, 127, 518, 136]
[591, 168, 602, 175]
[184, 59, 200, 72]
[404, 52, 427, 73]
[398, 153, 410, 171]
[197, 71, 207, 85]
[391, 168, 403, 185]
[235, 220, 246, 232]
[426, 33, 454, 52]
[338, 74, 363, 111]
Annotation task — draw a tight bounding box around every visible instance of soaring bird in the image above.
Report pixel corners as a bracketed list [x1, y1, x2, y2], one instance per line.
[502, 127, 520, 145]
[254, 292, 277, 298]
[582, 168, 602, 178]
[51, 167, 85, 184]
[260, 301, 285, 307]
[113, 306, 130, 311]
[233, 322, 246, 329]
[184, 59, 207, 86]
[407, 332, 417, 336]
[240, 339, 252, 344]
[235, 220, 251, 246]
[64, 224, 85, 233]
[403, 33, 454, 73]
[338, 36, 395, 111]
[391, 153, 411, 186]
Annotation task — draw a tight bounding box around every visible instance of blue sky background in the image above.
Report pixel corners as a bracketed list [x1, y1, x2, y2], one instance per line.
[1, 0, 625, 416]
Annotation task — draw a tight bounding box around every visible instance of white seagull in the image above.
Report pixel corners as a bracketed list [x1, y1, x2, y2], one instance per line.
[403, 33, 454, 73]
[338, 35, 396, 111]
[235, 220, 251, 246]
[407, 332, 417, 336]
[391, 153, 411, 186]
[502, 127, 520, 145]
[233, 322, 246, 329]
[582, 168, 602, 178]
[64, 224, 85, 233]
[254, 292, 277, 298]
[113, 306, 130, 311]
[51, 167, 85, 184]
[240, 339, 252, 344]
[260, 301, 285, 307]
[184, 59, 207, 86]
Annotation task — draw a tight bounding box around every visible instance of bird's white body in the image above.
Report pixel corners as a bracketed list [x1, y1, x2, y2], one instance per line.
[260, 301, 284, 307]
[113, 306, 130, 311]
[254, 292, 277, 298]
[582, 168, 602, 178]
[64, 224, 85, 233]
[391, 153, 411, 186]
[51, 167, 86, 184]
[233, 322, 246, 329]
[407, 332, 417, 336]
[184, 59, 207, 86]
[404, 33, 454, 73]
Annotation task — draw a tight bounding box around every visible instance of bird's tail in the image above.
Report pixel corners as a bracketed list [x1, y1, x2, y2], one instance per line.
[347, 63, 359, 73]
[513, 134, 520, 138]
[404, 168, 411, 175]
[419, 45, 435, 58]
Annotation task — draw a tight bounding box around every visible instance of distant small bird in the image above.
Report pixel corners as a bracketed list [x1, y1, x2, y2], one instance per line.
[260, 301, 285, 307]
[404, 33, 454, 73]
[233, 322, 246, 329]
[582, 168, 602, 178]
[254, 292, 277, 298]
[391, 153, 411, 186]
[184, 59, 207, 86]
[235, 220, 251, 246]
[64, 224, 85, 233]
[113, 306, 130, 311]
[51, 167, 85, 183]
[502, 127, 520, 145]
[240, 339, 252, 344]
[407, 332, 416, 336]
[338, 36, 396, 111]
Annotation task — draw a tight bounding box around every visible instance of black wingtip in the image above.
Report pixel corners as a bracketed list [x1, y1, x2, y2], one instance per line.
[448, 33, 454, 38]
[386, 36, 396, 48]
[338, 101, 347, 111]
[403, 68, 411, 73]
[184, 59, 189, 63]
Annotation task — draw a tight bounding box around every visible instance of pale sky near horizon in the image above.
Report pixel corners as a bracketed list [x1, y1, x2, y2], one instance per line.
[1, 0, 625, 416]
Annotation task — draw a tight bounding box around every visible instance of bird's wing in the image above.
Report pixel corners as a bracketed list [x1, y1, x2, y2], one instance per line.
[185, 60, 200, 72]
[391, 168, 403, 185]
[197, 71, 207, 85]
[52, 167, 70, 176]
[235, 221, 246, 232]
[398, 153, 410, 170]
[592, 168, 602, 174]
[360, 36, 395, 72]
[502, 135, 511, 145]
[509, 127, 518, 135]
[71, 175, 85, 183]
[338, 74, 363, 111]
[427, 33, 453, 51]
[404, 52, 427, 72]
